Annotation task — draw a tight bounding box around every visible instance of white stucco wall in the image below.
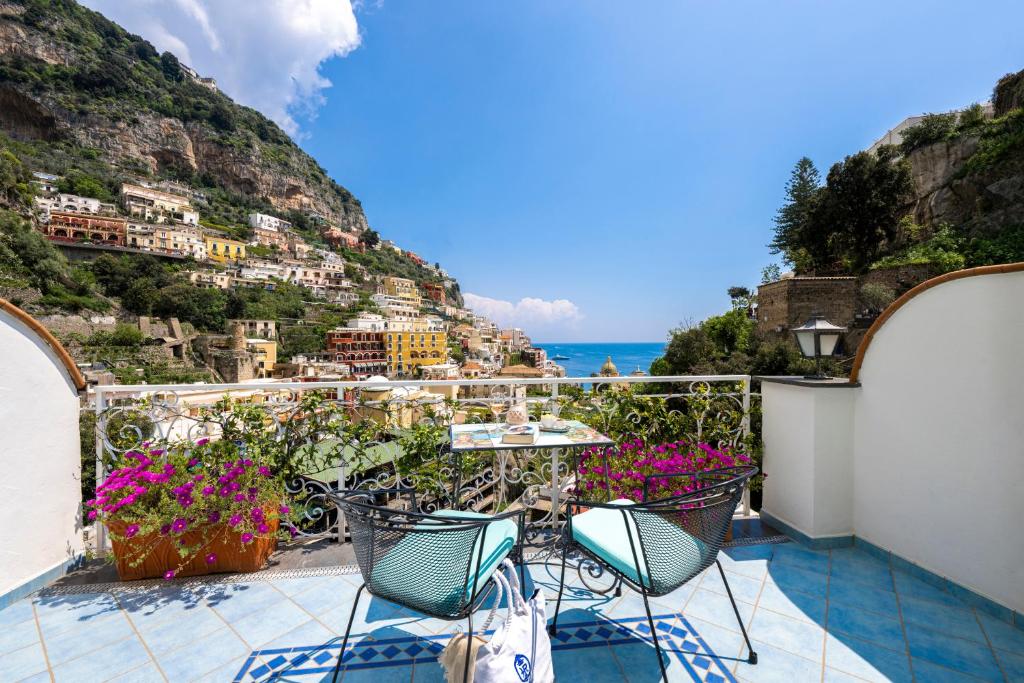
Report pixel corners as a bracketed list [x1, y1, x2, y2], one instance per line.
[761, 268, 1024, 614]
[0, 307, 84, 600]
[853, 269, 1024, 613]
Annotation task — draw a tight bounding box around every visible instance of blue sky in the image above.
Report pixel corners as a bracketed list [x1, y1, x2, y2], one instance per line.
[88, 1, 1023, 342]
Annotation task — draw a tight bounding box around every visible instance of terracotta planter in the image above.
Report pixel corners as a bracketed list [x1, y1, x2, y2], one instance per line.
[106, 515, 279, 581]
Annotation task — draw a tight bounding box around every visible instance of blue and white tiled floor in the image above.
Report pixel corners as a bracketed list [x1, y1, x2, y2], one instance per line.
[2, 541, 1021, 682]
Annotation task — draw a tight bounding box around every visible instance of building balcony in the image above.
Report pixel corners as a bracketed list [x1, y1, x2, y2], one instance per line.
[1, 263, 1023, 681]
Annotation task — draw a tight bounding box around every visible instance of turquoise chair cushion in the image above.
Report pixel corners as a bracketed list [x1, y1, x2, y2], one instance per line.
[368, 509, 518, 614]
[571, 499, 707, 589]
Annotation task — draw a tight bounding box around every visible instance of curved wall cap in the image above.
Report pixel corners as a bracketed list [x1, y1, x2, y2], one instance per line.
[849, 262, 1024, 383]
[0, 298, 87, 391]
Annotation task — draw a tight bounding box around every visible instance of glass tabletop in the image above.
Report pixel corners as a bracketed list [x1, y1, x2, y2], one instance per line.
[449, 420, 612, 452]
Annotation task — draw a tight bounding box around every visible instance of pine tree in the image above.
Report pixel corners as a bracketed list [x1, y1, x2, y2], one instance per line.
[770, 157, 821, 269]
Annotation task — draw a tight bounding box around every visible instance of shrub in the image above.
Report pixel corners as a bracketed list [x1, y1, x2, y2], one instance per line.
[899, 113, 958, 155]
[860, 283, 896, 312]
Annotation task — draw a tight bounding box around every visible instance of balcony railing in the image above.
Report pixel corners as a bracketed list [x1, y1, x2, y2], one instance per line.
[89, 374, 758, 552]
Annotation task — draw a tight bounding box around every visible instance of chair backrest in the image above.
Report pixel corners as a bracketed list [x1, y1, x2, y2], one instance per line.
[626, 466, 756, 595]
[335, 491, 490, 618]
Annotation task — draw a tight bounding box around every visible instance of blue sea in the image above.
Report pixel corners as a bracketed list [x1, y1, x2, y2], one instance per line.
[535, 342, 666, 379]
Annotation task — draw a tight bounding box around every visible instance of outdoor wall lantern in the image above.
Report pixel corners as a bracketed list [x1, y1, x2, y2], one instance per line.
[792, 313, 847, 380]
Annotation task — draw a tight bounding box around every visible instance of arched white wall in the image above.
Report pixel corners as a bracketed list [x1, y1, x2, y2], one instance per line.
[853, 269, 1024, 613]
[0, 307, 84, 604]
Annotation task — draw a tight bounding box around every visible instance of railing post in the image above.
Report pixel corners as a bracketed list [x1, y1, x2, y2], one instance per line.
[93, 388, 107, 556]
[740, 376, 752, 517]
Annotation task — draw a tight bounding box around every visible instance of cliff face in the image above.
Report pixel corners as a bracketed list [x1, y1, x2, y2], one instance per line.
[0, 1, 368, 234]
[907, 133, 1024, 235]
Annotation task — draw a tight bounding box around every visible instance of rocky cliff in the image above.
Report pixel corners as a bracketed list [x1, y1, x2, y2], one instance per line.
[0, 0, 368, 233]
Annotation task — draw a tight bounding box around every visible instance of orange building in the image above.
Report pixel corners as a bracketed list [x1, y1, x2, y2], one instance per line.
[43, 211, 127, 246]
[325, 328, 387, 377]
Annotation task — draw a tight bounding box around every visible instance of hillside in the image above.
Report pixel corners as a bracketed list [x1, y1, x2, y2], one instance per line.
[0, 0, 367, 234]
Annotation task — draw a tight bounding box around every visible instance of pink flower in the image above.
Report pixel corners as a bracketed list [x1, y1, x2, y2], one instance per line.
[257, 466, 272, 477]
[205, 553, 217, 565]
[125, 524, 140, 538]
[195, 438, 209, 446]
[202, 486, 216, 496]
[257, 523, 270, 534]
[228, 514, 243, 527]
[279, 505, 290, 515]
[159, 524, 171, 536]
[250, 508, 264, 522]
[171, 518, 188, 533]
[208, 511, 221, 524]
[240, 533, 254, 544]
[163, 569, 176, 580]
[87, 510, 97, 521]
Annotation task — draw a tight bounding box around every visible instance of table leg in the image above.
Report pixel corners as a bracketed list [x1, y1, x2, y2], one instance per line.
[550, 446, 560, 533]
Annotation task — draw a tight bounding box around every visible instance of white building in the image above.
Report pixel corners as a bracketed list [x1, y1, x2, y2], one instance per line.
[347, 312, 387, 332]
[249, 213, 293, 233]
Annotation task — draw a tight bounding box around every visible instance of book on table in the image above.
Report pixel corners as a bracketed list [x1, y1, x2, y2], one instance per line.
[501, 424, 539, 445]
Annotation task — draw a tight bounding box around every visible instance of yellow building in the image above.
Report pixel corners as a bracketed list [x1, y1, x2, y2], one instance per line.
[205, 236, 247, 263]
[246, 339, 277, 377]
[386, 330, 447, 376]
[382, 276, 421, 307]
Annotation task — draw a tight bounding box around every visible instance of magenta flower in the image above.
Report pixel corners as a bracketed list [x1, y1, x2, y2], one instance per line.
[240, 532, 254, 544]
[229, 514, 243, 527]
[279, 505, 290, 515]
[250, 508, 264, 522]
[171, 518, 188, 533]
[125, 524, 140, 538]
[257, 522, 270, 534]
[257, 466, 272, 477]
[202, 486, 216, 496]
[208, 511, 221, 524]
[159, 524, 171, 536]
[87, 510, 98, 521]
[205, 553, 217, 564]
[163, 569, 176, 580]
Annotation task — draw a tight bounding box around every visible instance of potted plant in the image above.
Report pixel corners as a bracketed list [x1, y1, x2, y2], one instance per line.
[87, 437, 296, 580]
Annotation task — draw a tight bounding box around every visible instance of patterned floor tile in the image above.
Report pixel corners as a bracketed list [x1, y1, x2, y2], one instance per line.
[824, 632, 912, 682]
[904, 623, 1003, 680]
[764, 561, 829, 596]
[154, 625, 250, 681]
[899, 595, 986, 643]
[0, 641, 49, 681]
[826, 602, 905, 650]
[752, 581, 825, 624]
[0, 615, 40, 656]
[733, 640, 822, 683]
[682, 589, 754, 633]
[698, 567, 764, 606]
[748, 607, 825, 662]
[50, 636, 152, 682]
[976, 612, 1024, 654]
[828, 579, 900, 619]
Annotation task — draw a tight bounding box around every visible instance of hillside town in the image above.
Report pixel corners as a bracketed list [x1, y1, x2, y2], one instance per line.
[28, 171, 569, 385]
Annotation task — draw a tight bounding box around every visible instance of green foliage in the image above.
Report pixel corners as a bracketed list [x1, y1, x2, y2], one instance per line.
[769, 157, 821, 269]
[57, 169, 113, 201]
[899, 113, 958, 155]
[860, 283, 896, 312]
[86, 323, 144, 347]
[760, 263, 782, 283]
[870, 225, 966, 273]
[0, 147, 34, 207]
[993, 68, 1024, 116]
[964, 223, 1024, 267]
[0, 208, 108, 310]
[960, 108, 1024, 176]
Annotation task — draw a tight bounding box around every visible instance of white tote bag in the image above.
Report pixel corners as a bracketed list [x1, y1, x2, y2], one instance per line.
[474, 560, 554, 683]
[439, 560, 554, 683]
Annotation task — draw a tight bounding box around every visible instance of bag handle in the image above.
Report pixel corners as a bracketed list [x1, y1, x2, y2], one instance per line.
[479, 565, 506, 632]
[500, 559, 527, 614]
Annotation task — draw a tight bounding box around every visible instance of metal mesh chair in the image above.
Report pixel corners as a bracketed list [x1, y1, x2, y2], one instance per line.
[328, 488, 526, 682]
[549, 466, 759, 682]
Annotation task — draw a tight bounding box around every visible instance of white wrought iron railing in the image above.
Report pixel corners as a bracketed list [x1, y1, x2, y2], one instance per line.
[89, 374, 759, 553]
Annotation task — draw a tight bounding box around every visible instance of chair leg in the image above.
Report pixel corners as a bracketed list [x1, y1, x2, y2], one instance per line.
[717, 560, 757, 664]
[639, 586, 669, 683]
[332, 583, 366, 682]
[547, 544, 569, 635]
[462, 609, 474, 683]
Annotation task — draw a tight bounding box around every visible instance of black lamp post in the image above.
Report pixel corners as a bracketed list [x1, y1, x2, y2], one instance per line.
[792, 314, 847, 380]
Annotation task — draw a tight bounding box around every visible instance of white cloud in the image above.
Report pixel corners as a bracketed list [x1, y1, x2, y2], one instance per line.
[463, 293, 583, 337]
[81, 0, 361, 136]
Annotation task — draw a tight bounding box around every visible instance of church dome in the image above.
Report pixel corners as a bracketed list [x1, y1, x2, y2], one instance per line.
[599, 355, 619, 377]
